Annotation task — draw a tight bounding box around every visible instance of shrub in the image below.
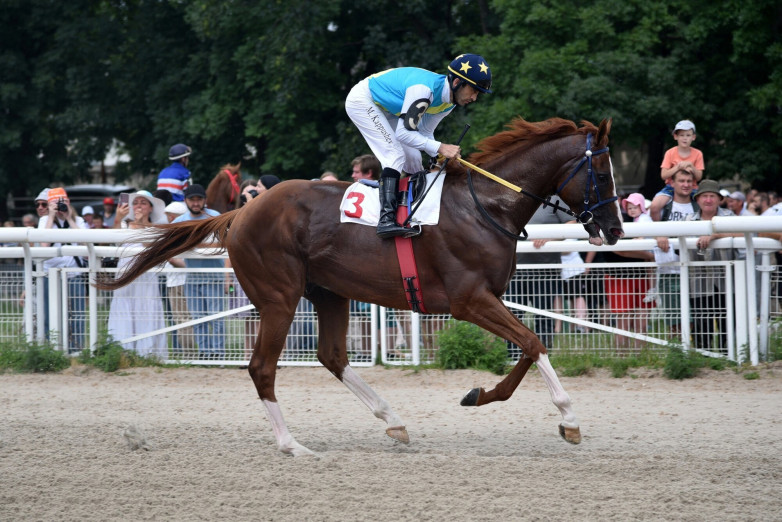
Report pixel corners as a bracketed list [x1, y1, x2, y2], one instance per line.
[609, 358, 630, 378]
[435, 320, 508, 375]
[664, 346, 701, 380]
[77, 331, 162, 372]
[0, 337, 70, 373]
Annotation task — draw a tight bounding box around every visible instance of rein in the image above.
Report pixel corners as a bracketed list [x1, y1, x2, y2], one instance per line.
[223, 169, 241, 205]
[463, 132, 614, 240]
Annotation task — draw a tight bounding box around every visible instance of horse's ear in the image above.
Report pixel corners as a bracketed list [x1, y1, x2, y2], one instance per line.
[597, 118, 612, 147]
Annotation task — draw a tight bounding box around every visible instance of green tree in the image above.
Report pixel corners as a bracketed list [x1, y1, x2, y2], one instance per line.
[460, 0, 782, 194]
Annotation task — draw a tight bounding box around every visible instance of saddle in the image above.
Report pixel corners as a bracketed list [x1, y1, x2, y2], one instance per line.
[403, 170, 430, 210]
[358, 169, 429, 209]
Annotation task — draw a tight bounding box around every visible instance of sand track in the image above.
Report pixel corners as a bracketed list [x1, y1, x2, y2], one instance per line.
[1, 364, 781, 521]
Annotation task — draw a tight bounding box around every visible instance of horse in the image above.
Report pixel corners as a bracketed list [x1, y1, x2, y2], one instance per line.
[100, 117, 624, 456]
[205, 162, 242, 213]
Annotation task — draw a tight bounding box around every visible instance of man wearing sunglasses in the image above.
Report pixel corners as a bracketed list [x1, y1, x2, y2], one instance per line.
[34, 188, 50, 219]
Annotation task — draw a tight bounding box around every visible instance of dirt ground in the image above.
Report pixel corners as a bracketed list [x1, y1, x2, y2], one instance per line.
[1, 362, 781, 521]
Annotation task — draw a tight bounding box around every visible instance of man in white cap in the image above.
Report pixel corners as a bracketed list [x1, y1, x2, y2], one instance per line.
[81, 205, 95, 228]
[725, 191, 751, 216]
[156, 143, 192, 202]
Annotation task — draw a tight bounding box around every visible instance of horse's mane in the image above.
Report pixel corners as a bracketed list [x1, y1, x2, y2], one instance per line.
[466, 117, 601, 166]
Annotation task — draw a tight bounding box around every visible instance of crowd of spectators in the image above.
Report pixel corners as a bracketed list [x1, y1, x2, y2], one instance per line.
[3, 119, 781, 360]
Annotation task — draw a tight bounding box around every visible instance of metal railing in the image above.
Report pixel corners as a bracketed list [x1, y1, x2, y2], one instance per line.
[1, 217, 780, 366]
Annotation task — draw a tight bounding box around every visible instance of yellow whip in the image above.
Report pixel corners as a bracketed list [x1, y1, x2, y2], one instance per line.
[456, 157, 522, 193]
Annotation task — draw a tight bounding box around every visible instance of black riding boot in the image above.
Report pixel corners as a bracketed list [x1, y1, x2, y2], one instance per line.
[376, 171, 410, 239]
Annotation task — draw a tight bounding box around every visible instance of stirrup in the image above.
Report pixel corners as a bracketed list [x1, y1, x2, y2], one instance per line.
[402, 222, 422, 238]
[377, 222, 410, 239]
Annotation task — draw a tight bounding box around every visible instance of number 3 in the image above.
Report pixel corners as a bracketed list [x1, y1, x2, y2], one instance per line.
[344, 191, 364, 218]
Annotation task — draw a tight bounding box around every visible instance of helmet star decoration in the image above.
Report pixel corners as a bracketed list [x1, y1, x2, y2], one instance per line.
[479, 62, 489, 74]
[459, 61, 472, 73]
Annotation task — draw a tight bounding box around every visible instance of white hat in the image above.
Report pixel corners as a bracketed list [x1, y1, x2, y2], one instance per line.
[35, 188, 50, 202]
[127, 190, 167, 224]
[164, 201, 188, 215]
[81, 205, 95, 216]
[719, 189, 731, 198]
[673, 120, 696, 133]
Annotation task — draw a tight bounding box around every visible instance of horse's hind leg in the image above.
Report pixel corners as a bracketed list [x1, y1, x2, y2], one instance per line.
[307, 286, 409, 444]
[248, 302, 315, 456]
[453, 293, 581, 444]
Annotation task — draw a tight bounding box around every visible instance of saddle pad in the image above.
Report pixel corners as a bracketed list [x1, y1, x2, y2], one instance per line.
[339, 172, 446, 226]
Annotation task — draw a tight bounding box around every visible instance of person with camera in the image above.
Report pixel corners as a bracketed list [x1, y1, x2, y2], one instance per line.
[37, 187, 89, 352]
[238, 179, 259, 207]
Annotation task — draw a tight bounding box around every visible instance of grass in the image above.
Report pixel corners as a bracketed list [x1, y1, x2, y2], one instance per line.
[0, 336, 70, 373]
[549, 347, 666, 378]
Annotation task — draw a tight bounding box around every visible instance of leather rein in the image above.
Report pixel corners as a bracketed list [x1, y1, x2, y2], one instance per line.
[464, 132, 615, 241]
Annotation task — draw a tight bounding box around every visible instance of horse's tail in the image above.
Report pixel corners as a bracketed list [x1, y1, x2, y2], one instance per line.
[96, 210, 238, 291]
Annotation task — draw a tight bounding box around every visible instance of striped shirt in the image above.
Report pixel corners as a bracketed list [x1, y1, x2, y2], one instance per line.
[156, 162, 191, 201]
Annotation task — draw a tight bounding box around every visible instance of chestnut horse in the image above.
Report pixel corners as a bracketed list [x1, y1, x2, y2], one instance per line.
[101, 118, 624, 456]
[205, 162, 242, 213]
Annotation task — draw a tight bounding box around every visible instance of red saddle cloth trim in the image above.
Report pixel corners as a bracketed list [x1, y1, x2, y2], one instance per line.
[394, 178, 428, 314]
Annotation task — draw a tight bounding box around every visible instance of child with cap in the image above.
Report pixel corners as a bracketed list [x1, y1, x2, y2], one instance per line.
[649, 119, 705, 221]
[622, 193, 652, 223]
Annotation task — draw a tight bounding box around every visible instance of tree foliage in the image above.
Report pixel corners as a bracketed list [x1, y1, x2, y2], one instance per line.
[1, 0, 779, 219]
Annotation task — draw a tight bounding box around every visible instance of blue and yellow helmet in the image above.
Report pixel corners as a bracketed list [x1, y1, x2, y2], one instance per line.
[447, 54, 493, 94]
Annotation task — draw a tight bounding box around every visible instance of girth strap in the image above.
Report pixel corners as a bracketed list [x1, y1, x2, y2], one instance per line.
[394, 178, 427, 314]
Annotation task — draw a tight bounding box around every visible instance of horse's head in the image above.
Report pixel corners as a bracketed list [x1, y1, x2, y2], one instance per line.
[554, 119, 624, 246]
[206, 162, 242, 213]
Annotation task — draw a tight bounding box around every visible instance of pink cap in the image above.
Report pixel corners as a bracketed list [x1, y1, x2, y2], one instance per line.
[621, 193, 647, 214]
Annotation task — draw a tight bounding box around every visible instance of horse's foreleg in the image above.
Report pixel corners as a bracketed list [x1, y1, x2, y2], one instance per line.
[309, 287, 409, 444]
[460, 355, 534, 407]
[453, 294, 581, 443]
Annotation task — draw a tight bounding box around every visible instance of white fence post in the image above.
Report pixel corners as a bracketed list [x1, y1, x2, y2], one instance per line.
[411, 311, 421, 366]
[745, 233, 759, 365]
[758, 252, 773, 360]
[678, 237, 691, 350]
[734, 260, 748, 363]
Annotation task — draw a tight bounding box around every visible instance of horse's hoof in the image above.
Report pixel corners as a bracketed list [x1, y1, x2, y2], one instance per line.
[460, 387, 481, 407]
[386, 426, 410, 444]
[559, 424, 582, 444]
[281, 442, 317, 457]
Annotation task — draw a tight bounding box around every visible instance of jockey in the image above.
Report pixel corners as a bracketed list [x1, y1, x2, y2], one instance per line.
[156, 143, 192, 202]
[345, 53, 492, 238]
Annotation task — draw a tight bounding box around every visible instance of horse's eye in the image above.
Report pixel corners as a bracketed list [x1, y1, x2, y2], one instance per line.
[597, 174, 609, 184]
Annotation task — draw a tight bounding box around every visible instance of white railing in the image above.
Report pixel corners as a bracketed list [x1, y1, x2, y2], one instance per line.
[0, 217, 780, 365]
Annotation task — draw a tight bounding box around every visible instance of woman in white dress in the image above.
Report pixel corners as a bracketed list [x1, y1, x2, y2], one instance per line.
[107, 191, 168, 357]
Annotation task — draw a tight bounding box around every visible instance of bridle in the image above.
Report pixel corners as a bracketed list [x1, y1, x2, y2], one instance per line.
[224, 169, 242, 206]
[466, 132, 615, 241]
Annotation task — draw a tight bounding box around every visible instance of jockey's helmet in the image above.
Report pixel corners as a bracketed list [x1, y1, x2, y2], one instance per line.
[168, 143, 192, 161]
[447, 54, 492, 94]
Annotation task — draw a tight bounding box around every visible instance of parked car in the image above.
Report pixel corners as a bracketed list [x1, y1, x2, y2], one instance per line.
[9, 184, 137, 225]
[62, 184, 137, 216]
